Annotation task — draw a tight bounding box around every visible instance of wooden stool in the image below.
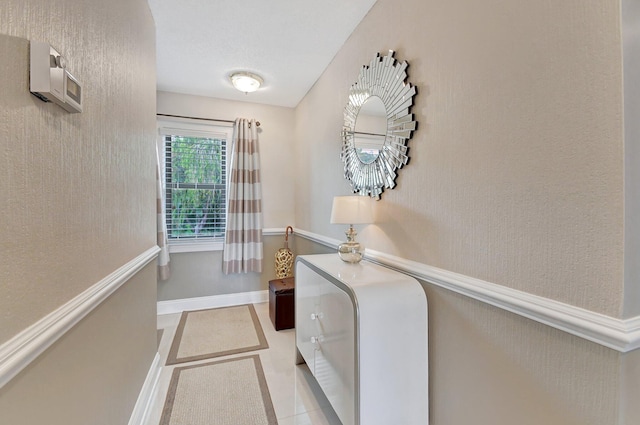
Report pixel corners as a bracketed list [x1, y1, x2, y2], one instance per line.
[269, 276, 295, 331]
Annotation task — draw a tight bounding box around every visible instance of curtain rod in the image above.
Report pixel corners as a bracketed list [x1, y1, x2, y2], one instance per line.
[156, 113, 261, 127]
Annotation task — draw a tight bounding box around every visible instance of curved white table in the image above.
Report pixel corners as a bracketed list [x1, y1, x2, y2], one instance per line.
[295, 254, 429, 425]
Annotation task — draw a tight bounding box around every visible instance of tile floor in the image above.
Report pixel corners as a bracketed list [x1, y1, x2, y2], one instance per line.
[145, 302, 342, 425]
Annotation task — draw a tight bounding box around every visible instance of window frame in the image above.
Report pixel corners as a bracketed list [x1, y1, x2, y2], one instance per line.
[157, 118, 233, 253]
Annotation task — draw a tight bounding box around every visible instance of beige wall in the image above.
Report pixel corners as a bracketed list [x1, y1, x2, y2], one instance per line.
[156, 92, 298, 300]
[157, 91, 296, 229]
[425, 283, 621, 425]
[0, 264, 157, 425]
[622, 0, 640, 318]
[0, 0, 157, 423]
[294, 0, 637, 423]
[296, 0, 625, 317]
[158, 235, 288, 301]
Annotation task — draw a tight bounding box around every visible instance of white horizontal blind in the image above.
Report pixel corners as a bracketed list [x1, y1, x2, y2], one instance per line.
[163, 133, 228, 240]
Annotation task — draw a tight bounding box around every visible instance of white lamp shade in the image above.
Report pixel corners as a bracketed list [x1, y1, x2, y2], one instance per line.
[330, 196, 374, 224]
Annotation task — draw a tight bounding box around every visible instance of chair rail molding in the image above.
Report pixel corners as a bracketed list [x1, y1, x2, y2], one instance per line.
[0, 246, 161, 389]
[294, 229, 640, 353]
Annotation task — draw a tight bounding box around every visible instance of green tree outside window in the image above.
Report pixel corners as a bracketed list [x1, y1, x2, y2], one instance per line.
[165, 135, 227, 239]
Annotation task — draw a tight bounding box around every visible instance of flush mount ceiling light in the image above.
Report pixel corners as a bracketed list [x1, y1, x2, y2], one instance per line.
[230, 72, 263, 93]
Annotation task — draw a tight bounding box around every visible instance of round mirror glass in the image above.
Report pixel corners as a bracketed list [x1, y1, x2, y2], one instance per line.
[354, 96, 387, 164]
[341, 50, 417, 199]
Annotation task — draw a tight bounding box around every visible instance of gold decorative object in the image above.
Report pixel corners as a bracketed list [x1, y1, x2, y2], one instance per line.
[275, 226, 294, 278]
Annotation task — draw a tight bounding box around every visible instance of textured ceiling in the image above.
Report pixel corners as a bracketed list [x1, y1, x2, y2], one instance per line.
[148, 0, 378, 108]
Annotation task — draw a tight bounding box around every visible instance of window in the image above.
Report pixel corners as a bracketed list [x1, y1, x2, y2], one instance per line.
[159, 121, 231, 246]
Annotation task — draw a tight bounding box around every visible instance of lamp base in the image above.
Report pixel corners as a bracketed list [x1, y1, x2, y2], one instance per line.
[337, 241, 365, 263]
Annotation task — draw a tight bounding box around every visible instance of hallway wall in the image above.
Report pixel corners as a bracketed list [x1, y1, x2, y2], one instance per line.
[0, 1, 157, 423]
[294, 0, 637, 423]
[296, 0, 625, 317]
[156, 92, 297, 301]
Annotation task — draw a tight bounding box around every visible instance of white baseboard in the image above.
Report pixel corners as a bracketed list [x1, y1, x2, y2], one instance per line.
[128, 352, 161, 425]
[294, 229, 640, 353]
[157, 290, 269, 316]
[0, 246, 160, 389]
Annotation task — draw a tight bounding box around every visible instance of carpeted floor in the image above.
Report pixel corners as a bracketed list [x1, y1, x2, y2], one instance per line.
[166, 304, 269, 365]
[160, 354, 277, 425]
[149, 302, 342, 425]
[159, 304, 276, 425]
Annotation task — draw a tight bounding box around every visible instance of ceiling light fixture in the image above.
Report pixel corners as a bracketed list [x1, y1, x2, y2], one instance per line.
[230, 72, 263, 93]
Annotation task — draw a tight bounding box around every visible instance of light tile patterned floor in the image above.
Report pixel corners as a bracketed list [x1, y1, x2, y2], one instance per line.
[146, 302, 342, 425]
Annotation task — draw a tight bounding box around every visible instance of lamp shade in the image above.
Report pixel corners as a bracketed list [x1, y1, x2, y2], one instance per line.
[330, 196, 374, 224]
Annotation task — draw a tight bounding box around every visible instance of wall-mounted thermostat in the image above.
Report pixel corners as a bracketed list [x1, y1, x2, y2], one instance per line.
[29, 41, 82, 113]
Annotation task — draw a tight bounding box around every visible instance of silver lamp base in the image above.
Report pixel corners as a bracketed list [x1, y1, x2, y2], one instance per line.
[337, 225, 365, 263]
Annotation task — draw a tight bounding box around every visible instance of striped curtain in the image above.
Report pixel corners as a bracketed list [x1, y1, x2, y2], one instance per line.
[222, 118, 264, 274]
[156, 140, 171, 280]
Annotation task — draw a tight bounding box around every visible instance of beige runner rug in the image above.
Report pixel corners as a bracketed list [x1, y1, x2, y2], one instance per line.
[166, 304, 268, 365]
[160, 354, 278, 425]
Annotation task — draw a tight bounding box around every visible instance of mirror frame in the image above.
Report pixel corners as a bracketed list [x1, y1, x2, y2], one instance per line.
[341, 50, 417, 199]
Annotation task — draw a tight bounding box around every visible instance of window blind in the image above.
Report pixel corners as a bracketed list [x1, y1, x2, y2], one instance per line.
[164, 134, 227, 240]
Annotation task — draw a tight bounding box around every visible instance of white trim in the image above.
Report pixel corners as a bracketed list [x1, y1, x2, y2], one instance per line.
[0, 246, 161, 389]
[128, 352, 162, 425]
[157, 290, 269, 316]
[167, 228, 286, 253]
[168, 240, 224, 253]
[295, 229, 640, 353]
[262, 227, 286, 236]
[294, 229, 337, 249]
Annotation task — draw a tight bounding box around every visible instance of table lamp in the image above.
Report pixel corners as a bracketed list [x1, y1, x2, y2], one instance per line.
[330, 195, 374, 263]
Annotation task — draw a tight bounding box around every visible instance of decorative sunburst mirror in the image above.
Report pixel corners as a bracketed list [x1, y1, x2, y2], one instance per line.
[341, 50, 417, 199]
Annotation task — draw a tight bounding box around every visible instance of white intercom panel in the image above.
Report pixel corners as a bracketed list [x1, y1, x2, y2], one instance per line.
[29, 41, 82, 113]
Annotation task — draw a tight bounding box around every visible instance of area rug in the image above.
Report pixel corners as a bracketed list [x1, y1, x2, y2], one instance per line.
[160, 354, 278, 425]
[166, 304, 268, 365]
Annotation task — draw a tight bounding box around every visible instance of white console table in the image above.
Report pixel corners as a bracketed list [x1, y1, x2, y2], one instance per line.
[295, 254, 429, 425]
